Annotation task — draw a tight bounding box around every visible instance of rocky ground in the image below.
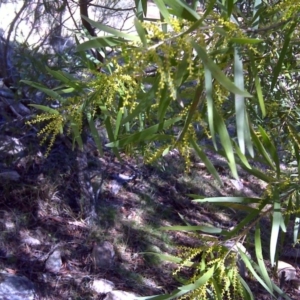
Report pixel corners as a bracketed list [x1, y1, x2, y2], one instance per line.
[1, 81, 300, 300]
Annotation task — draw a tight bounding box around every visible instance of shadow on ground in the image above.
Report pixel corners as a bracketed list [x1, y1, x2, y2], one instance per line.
[0, 117, 276, 299]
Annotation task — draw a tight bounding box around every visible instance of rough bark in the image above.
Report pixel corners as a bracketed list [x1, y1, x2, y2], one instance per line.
[79, 0, 104, 65]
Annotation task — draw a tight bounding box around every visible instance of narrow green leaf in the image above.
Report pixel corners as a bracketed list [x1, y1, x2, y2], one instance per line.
[136, 289, 188, 300]
[29, 104, 59, 115]
[294, 142, 300, 176]
[174, 52, 189, 86]
[255, 75, 266, 117]
[81, 15, 140, 41]
[21, 80, 66, 103]
[250, 127, 275, 169]
[192, 196, 260, 204]
[107, 116, 182, 148]
[141, 0, 147, 15]
[210, 278, 222, 300]
[163, 0, 200, 22]
[70, 119, 83, 151]
[270, 196, 281, 266]
[271, 22, 297, 90]
[214, 107, 238, 179]
[238, 275, 255, 300]
[176, 84, 203, 144]
[244, 113, 254, 157]
[287, 123, 300, 153]
[249, 51, 266, 117]
[192, 41, 252, 97]
[158, 86, 171, 131]
[134, 18, 148, 46]
[138, 112, 145, 131]
[239, 251, 275, 296]
[160, 225, 223, 234]
[294, 194, 300, 244]
[140, 253, 192, 266]
[135, 0, 147, 20]
[114, 110, 123, 140]
[121, 90, 155, 125]
[59, 87, 75, 94]
[179, 265, 215, 291]
[218, 203, 258, 212]
[190, 138, 222, 185]
[153, 0, 170, 22]
[255, 225, 273, 291]
[252, 0, 263, 30]
[104, 117, 122, 160]
[223, 208, 261, 239]
[46, 67, 83, 91]
[233, 140, 252, 168]
[258, 126, 280, 177]
[122, 107, 130, 132]
[272, 282, 293, 300]
[234, 47, 246, 154]
[280, 197, 292, 251]
[104, 118, 114, 142]
[204, 68, 217, 149]
[230, 38, 263, 44]
[227, 0, 234, 18]
[179, 0, 217, 36]
[75, 35, 97, 70]
[77, 36, 127, 52]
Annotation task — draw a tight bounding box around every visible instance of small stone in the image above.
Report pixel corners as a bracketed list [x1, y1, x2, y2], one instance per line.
[277, 261, 297, 281]
[22, 236, 41, 246]
[45, 249, 62, 273]
[223, 241, 251, 258]
[0, 136, 25, 155]
[92, 241, 115, 269]
[20, 231, 41, 246]
[0, 274, 36, 300]
[91, 279, 115, 294]
[104, 290, 139, 300]
[3, 220, 15, 231]
[229, 179, 244, 191]
[0, 171, 20, 181]
[110, 180, 122, 195]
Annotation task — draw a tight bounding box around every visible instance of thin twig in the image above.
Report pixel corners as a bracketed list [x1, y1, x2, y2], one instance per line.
[89, 3, 135, 12]
[3, 0, 28, 77]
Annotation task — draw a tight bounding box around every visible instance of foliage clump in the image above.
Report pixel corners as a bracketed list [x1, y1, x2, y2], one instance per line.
[174, 244, 244, 300]
[26, 14, 258, 166]
[23, 0, 300, 299]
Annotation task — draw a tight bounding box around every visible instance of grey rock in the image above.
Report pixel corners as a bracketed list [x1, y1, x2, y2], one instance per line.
[113, 173, 136, 183]
[20, 231, 41, 246]
[92, 241, 115, 269]
[110, 180, 122, 195]
[229, 179, 244, 191]
[223, 241, 251, 258]
[0, 274, 36, 300]
[0, 136, 24, 155]
[0, 171, 20, 181]
[45, 249, 62, 273]
[104, 290, 139, 300]
[277, 261, 297, 281]
[91, 279, 115, 294]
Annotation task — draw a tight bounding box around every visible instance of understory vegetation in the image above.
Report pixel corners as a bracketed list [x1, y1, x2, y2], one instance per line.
[2, 0, 300, 299]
